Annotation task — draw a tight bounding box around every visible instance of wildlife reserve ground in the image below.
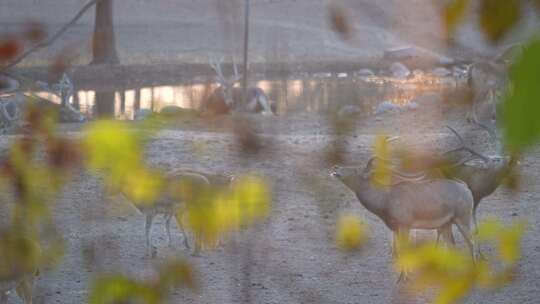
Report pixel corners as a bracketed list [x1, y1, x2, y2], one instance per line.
[1, 105, 539, 304]
[2, 0, 540, 303]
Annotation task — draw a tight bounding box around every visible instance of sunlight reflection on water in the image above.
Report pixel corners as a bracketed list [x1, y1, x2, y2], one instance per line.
[30, 74, 459, 119]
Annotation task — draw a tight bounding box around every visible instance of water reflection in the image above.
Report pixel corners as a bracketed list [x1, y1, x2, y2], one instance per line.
[31, 74, 459, 119]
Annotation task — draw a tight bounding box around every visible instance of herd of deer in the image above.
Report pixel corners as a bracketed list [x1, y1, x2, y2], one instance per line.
[200, 55, 277, 116]
[331, 125, 513, 264]
[331, 46, 520, 280]
[0, 47, 520, 302]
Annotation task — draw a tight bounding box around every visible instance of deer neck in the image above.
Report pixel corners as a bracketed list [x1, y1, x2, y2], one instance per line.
[343, 176, 388, 219]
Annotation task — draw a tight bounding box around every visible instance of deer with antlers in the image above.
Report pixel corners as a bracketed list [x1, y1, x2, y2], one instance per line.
[382, 126, 516, 231]
[201, 56, 276, 116]
[442, 126, 516, 229]
[465, 44, 522, 127]
[331, 157, 477, 282]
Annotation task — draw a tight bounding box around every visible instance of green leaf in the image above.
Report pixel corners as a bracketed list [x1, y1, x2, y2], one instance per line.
[479, 0, 521, 43]
[499, 38, 540, 154]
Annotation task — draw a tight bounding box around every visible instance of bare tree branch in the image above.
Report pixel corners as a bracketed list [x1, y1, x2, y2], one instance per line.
[1, 0, 102, 72]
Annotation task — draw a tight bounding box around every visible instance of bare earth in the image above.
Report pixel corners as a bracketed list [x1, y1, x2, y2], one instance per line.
[1, 100, 539, 304]
[1, 1, 540, 303]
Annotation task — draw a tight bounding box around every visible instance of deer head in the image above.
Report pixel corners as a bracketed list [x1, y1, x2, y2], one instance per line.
[209, 55, 242, 107]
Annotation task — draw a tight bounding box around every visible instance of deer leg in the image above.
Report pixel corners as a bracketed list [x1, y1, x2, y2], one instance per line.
[394, 228, 410, 284]
[472, 206, 479, 233]
[191, 239, 202, 257]
[165, 213, 173, 247]
[16, 276, 33, 304]
[145, 213, 156, 257]
[471, 207, 487, 260]
[258, 94, 274, 115]
[454, 219, 476, 262]
[175, 210, 190, 249]
[439, 224, 456, 246]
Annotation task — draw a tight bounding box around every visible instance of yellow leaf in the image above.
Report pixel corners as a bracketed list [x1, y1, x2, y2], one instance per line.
[179, 174, 271, 251]
[443, 0, 469, 39]
[372, 135, 392, 187]
[83, 120, 142, 174]
[475, 217, 503, 241]
[335, 214, 367, 251]
[213, 195, 241, 232]
[122, 168, 165, 206]
[230, 175, 271, 225]
[480, 0, 521, 43]
[433, 278, 471, 304]
[498, 221, 526, 265]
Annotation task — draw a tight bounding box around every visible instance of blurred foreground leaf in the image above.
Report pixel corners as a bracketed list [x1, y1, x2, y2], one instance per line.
[83, 120, 163, 203]
[335, 214, 367, 251]
[476, 218, 526, 265]
[0, 38, 21, 62]
[89, 259, 196, 304]
[442, 0, 469, 39]
[479, 0, 521, 43]
[83, 120, 143, 174]
[181, 175, 271, 250]
[328, 1, 352, 40]
[499, 38, 540, 154]
[395, 219, 525, 304]
[372, 135, 392, 187]
[0, 233, 41, 279]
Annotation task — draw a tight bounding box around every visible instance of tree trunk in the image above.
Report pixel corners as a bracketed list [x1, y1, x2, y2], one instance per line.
[95, 91, 115, 118]
[134, 89, 141, 111]
[91, 0, 119, 64]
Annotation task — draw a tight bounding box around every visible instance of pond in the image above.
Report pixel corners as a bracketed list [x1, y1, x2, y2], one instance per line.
[31, 71, 463, 119]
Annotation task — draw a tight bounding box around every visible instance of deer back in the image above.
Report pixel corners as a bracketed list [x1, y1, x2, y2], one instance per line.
[385, 179, 473, 230]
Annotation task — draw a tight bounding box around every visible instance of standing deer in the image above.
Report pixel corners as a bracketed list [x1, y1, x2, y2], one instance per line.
[201, 56, 276, 116]
[330, 157, 477, 275]
[466, 44, 522, 126]
[466, 61, 507, 127]
[442, 126, 515, 229]
[382, 126, 515, 232]
[118, 170, 233, 257]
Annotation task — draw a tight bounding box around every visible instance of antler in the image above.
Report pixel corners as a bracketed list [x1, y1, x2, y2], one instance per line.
[230, 55, 242, 83]
[209, 55, 227, 84]
[444, 126, 490, 162]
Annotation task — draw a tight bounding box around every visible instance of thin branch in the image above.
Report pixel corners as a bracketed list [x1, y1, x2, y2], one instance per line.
[1, 0, 101, 72]
[241, 0, 250, 104]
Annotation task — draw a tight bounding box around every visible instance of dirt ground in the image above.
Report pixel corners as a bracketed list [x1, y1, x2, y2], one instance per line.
[1, 1, 540, 303]
[0, 97, 538, 304]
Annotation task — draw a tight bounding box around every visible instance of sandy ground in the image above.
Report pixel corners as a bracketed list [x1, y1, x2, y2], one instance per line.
[1, 1, 540, 303]
[0, 97, 538, 303]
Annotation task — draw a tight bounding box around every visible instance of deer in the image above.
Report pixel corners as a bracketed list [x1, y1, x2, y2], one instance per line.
[465, 44, 522, 127]
[441, 126, 516, 230]
[201, 56, 276, 116]
[381, 126, 515, 232]
[34, 73, 86, 123]
[116, 170, 233, 257]
[330, 156, 477, 280]
[378, 121, 516, 245]
[465, 62, 505, 127]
